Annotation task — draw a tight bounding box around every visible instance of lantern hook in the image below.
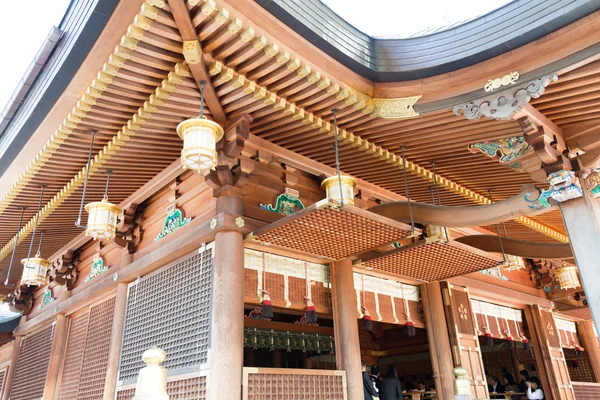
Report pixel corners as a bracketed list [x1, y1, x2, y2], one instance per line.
[25, 185, 45, 266]
[332, 109, 344, 207]
[76, 129, 97, 228]
[5, 206, 26, 287]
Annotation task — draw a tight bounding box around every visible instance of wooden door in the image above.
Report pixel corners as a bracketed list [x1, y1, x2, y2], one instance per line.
[530, 305, 575, 400]
[440, 282, 488, 399]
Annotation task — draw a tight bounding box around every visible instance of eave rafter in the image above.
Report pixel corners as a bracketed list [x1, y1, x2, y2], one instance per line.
[167, 0, 226, 124]
[0, 62, 192, 264]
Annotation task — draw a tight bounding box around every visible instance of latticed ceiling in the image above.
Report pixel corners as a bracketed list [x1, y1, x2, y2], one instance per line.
[1, 0, 596, 288]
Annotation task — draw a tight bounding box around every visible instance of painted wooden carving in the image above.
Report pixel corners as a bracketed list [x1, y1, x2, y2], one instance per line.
[583, 168, 600, 198]
[85, 255, 108, 282]
[260, 188, 305, 216]
[154, 208, 191, 241]
[38, 288, 54, 309]
[468, 136, 531, 168]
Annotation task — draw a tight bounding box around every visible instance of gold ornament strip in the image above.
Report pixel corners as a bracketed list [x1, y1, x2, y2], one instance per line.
[0, 1, 159, 220]
[484, 71, 519, 92]
[0, 64, 189, 262]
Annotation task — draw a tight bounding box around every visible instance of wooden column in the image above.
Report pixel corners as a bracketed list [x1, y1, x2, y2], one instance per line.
[43, 314, 69, 399]
[560, 188, 600, 328]
[103, 283, 129, 400]
[208, 195, 245, 400]
[2, 335, 22, 400]
[578, 320, 600, 382]
[526, 305, 575, 400]
[421, 282, 454, 400]
[331, 259, 362, 400]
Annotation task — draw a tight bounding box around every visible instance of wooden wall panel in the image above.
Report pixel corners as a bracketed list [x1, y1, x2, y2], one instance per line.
[441, 282, 488, 399]
[572, 382, 600, 400]
[0, 367, 7, 400]
[9, 325, 53, 400]
[58, 312, 90, 400]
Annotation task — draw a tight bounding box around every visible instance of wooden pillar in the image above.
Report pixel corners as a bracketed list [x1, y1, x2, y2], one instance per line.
[421, 282, 454, 400]
[272, 349, 282, 368]
[208, 195, 245, 400]
[331, 259, 362, 400]
[578, 320, 600, 382]
[43, 314, 69, 399]
[526, 305, 575, 400]
[103, 283, 129, 400]
[2, 335, 22, 400]
[560, 188, 600, 328]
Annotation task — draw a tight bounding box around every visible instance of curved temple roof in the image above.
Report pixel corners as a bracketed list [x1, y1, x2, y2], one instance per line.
[255, 0, 600, 81]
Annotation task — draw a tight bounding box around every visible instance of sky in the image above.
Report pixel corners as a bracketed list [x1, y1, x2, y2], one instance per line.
[322, 0, 513, 38]
[0, 0, 71, 112]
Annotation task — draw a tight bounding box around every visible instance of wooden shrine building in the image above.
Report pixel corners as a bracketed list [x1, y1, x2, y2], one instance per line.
[1, 0, 600, 399]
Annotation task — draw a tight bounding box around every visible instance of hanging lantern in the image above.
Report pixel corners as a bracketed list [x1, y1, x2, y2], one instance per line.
[555, 261, 581, 290]
[176, 117, 224, 173]
[85, 198, 120, 240]
[503, 255, 526, 272]
[321, 175, 357, 205]
[20, 254, 50, 286]
[176, 80, 223, 174]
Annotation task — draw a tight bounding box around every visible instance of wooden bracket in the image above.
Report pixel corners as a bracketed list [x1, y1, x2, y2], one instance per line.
[114, 202, 141, 254]
[49, 250, 79, 290]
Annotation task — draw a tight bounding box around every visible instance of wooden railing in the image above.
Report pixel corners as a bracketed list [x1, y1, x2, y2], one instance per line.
[242, 367, 347, 400]
[572, 382, 600, 400]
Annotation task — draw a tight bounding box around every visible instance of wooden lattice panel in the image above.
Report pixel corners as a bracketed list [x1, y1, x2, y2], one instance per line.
[573, 382, 600, 400]
[10, 324, 53, 400]
[119, 250, 213, 383]
[116, 377, 207, 400]
[0, 367, 7, 399]
[244, 368, 346, 400]
[247, 202, 414, 260]
[58, 297, 116, 400]
[59, 312, 90, 400]
[78, 297, 116, 399]
[361, 241, 501, 281]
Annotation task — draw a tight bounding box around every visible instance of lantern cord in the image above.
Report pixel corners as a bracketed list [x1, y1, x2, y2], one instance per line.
[488, 189, 507, 263]
[431, 161, 450, 243]
[104, 170, 112, 200]
[5, 207, 26, 286]
[332, 109, 344, 207]
[25, 185, 45, 263]
[76, 129, 97, 228]
[429, 187, 435, 204]
[36, 231, 45, 257]
[199, 80, 206, 118]
[400, 146, 415, 234]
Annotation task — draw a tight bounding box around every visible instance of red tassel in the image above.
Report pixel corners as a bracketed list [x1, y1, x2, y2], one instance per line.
[261, 291, 273, 319]
[507, 336, 514, 349]
[522, 335, 531, 350]
[485, 330, 493, 346]
[572, 359, 579, 368]
[575, 345, 582, 357]
[406, 320, 416, 337]
[362, 307, 373, 332]
[305, 298, 317, 324]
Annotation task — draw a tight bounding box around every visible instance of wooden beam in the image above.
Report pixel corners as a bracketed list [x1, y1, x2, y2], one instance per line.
[167, 0, 227, 124]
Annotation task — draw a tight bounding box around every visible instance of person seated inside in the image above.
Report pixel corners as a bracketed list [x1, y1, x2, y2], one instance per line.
[518, 370, 530, 394]
[413, 381, 427, 391]
[370, 364, 381, 391]
[488, 376, 506, 398]
[503, 373, 518, 392]
[526, 376, 544, 399]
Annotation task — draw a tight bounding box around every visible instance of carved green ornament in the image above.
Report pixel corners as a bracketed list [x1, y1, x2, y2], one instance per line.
[38, 288, 54, 309]
[260, 193, 305, 216]
[468, 136, 531, 168]
[154, 208, 191, 241]
[85, 256, 108, 282]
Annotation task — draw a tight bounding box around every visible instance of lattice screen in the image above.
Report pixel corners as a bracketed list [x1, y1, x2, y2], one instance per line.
[116, 377, 207, 399]
[244, 370, 346, 400]
[10, 324, 54, 400]
[58, 296, 116, 400]
[119, 249, 213, 383]
[0, 367, 7, 399]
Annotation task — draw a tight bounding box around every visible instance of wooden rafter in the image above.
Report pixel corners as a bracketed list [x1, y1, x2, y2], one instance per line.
[167, 0, 226, 124]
